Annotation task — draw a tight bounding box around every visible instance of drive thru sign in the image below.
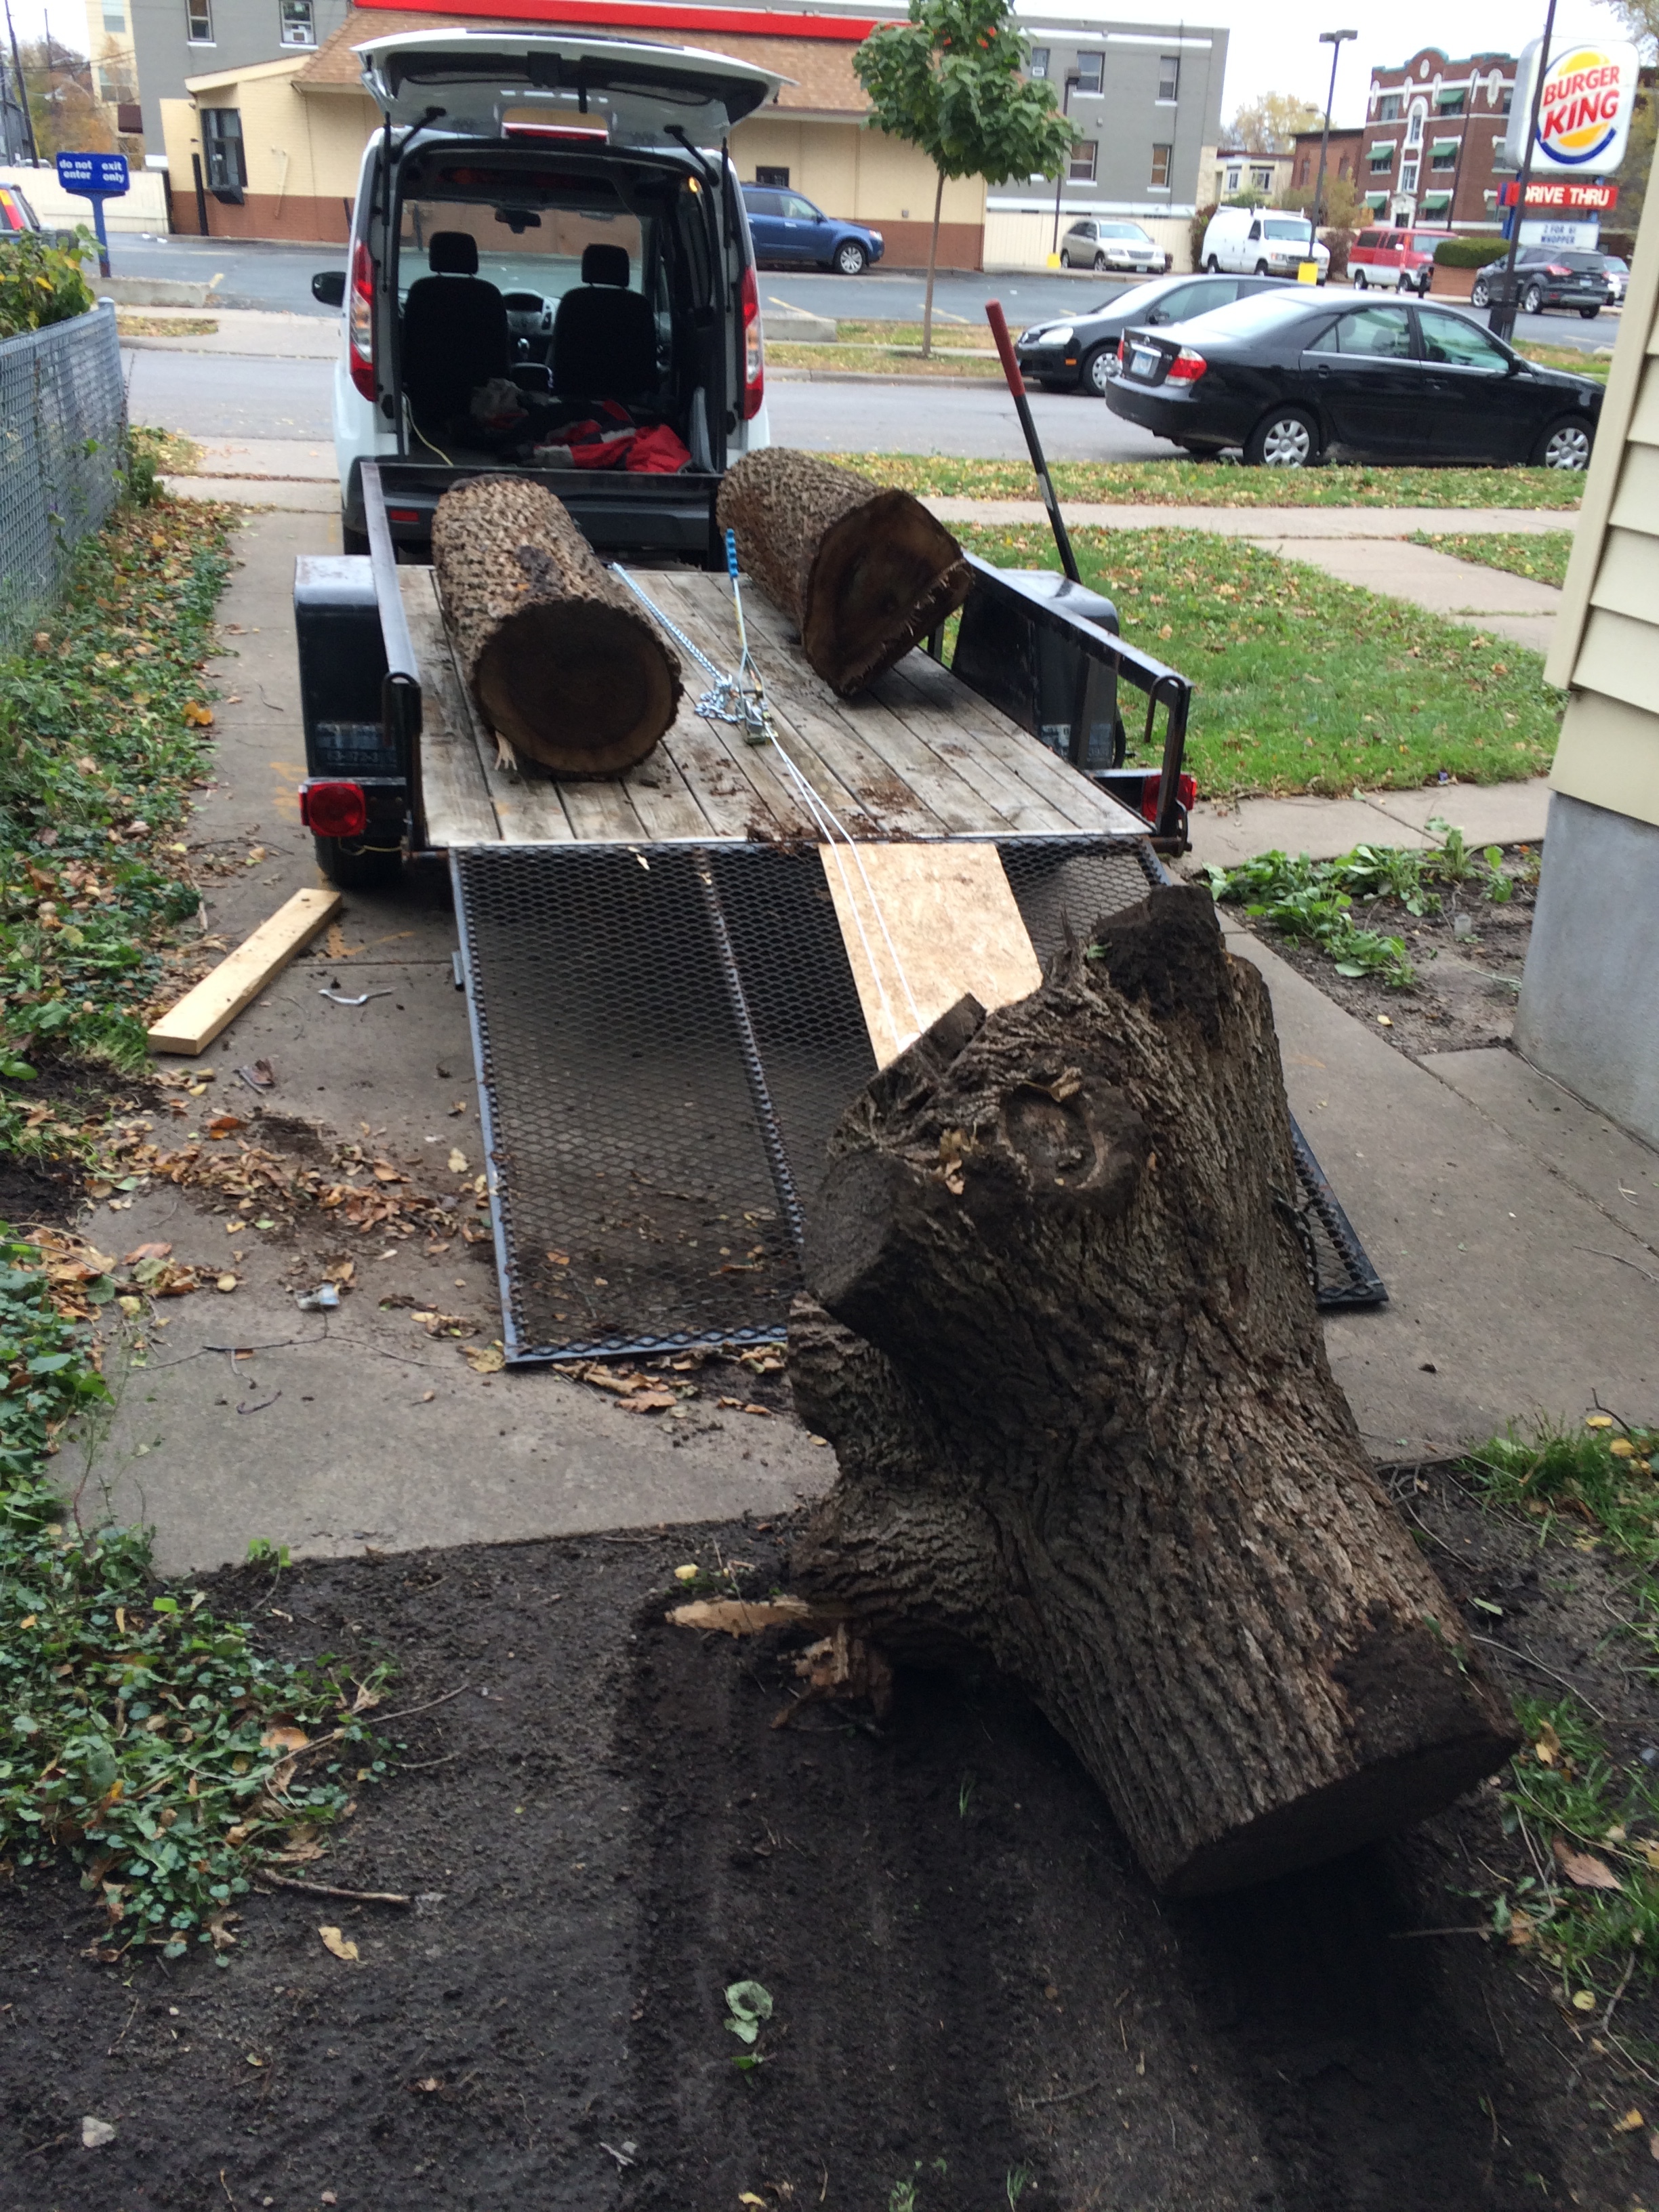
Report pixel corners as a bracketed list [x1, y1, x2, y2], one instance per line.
[55, 150, 129, 279]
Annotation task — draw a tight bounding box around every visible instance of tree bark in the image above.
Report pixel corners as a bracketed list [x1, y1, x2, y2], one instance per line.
[716, 450, 972, 698]
[432, 474, 681, 777]
[789, 885, 1519, 1896]
[921, 165, 945, 361]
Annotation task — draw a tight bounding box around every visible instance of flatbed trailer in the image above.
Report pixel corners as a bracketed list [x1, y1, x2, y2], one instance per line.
[294, 464, 1384, 1364]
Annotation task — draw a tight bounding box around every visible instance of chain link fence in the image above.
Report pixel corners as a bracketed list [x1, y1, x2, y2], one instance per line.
[0, 303, 125, 656]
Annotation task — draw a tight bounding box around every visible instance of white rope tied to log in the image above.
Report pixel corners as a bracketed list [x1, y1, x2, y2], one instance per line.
[610, 559, 927, 1057]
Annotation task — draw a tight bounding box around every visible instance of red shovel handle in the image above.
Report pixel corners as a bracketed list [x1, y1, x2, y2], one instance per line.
[985, 300, 1025, 396]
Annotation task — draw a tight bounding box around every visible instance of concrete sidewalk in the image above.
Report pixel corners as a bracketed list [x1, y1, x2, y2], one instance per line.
[926, 497, 1574, 537]
[1186, 780, 1551, 872]
[121, 308, 340, 360]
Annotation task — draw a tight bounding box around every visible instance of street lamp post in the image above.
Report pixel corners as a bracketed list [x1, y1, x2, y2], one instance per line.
[1309, 27, 1356, 258]
[1489, 0, 1559, 342]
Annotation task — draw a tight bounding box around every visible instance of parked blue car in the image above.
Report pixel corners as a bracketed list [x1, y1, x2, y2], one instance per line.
[741, 185, 884, 275]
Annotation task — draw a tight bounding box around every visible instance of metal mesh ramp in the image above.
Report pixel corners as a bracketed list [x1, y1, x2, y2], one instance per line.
[453, 837, 1384, 1362]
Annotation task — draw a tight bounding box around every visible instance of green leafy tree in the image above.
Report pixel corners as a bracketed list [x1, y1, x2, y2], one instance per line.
[854, 0, 1076, 357]
[0, 226, 96, 337]
[1228, 91, 1324, 155]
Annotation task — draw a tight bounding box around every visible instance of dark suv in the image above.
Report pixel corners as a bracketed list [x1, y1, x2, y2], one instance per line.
[1471, 250, 1608, 319]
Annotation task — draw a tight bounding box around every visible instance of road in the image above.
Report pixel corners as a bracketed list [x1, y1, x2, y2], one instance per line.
[106, 236, 1620, 355]
[125, 345, 1165, 459]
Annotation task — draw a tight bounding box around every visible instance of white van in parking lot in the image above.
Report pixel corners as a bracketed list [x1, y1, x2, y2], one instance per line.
[1200, 207, 1328, 283]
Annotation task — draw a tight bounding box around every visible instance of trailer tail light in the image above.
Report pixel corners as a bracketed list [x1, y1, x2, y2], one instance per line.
[1166, 348, 1208, 382]
[739, 261, 764, 420]
[300, 781, 367, 839]
[387, 508, 421, 523]
[1139, 773, 1197, 823]
[1116, 336, 1126, 366]
[348, 239, 375, 403]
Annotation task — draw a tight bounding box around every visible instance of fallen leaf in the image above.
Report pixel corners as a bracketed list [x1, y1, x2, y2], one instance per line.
[318, 1925, 359, 1963]
[216, 1273, 238, 1293]
[122, 1242, 172, 1265]
[1534, 1721, 1562, 1765]
[463, 1342, 506, 1374]
[673, 1564, 699, 1582]
[1614, 2108, 1645, 2134]
[448, 1149, 468, 1174]
[740, 2197, 767, 2207]
[1640, 1840, 1659, 1875]
[207, 1115, 245, 1139]
[262, 1726, 310, 1755]
[183, 701, 213, 727]
[1555, 1839, 1623, 1891]
[1586, 1414, 1615, 1430]
[415, 2076, 442, 2093]
[623, 1389, 680, 1413]
[669, 1598, 827, 1637]
[1572, 1988, 1598, 2011]
[207, 1908, 241, 1951]
[81, 2116, 117, 2148]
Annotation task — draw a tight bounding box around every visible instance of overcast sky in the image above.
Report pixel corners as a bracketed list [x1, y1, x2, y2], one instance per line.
[30, 0, 1649, 120]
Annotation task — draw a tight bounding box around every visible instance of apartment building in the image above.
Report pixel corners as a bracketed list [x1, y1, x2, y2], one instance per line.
[1358, 47, 1516, 232]
[127, 0, 356, 150]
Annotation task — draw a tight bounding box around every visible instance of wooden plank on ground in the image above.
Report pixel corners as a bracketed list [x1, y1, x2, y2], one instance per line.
[148, 888, 342, 1057]
[820, 842, 1042, 1067]
[401, 569, 500, 846]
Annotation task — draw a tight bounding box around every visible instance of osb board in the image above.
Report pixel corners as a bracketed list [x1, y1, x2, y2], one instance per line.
[819, 841, 1042, 1067]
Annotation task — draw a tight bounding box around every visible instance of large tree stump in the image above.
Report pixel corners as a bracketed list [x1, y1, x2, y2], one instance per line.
[716, 450, 972, 697]
[790, 885, 1518, 1896]
[432, 475, 681, 777]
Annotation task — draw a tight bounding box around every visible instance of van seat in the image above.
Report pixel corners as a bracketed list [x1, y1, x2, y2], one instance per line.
[403, 230, 510, 427]
[552, 243, 658, 401]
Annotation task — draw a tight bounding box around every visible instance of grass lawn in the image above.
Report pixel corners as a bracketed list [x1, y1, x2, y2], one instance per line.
[837, 453, 1584, 509]
[770, 342, 1000, 376]
[1410, 529, 1576, 588]
[956, 522, 1559, 799]
[1516, 340, 1613, 384]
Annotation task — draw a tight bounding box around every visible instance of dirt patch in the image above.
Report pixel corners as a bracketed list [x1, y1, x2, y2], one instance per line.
[1233, 851, 1536, 1063]
[3, 1510, 1654, 2211]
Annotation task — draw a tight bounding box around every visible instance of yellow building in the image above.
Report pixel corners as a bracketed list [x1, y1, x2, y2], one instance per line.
[160, 1, 987, 260]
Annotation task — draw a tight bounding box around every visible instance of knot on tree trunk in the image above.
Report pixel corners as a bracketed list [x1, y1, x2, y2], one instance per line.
[790, 883, 1519, 1896]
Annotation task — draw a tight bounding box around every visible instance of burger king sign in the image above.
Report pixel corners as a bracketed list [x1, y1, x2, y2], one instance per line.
[1503, 34, 1639, 176]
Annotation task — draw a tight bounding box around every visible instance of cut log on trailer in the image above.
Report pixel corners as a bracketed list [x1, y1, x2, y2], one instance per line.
[431, 475, 682, 777]
[716, 450, 972, 698]
[788, 884, 1517, 1897]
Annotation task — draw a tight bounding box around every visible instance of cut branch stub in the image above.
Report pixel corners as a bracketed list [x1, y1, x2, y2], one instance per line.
[716, 449, 972, 697]
[432, 474, 681, 777]
[791, 884, 1518, 1896]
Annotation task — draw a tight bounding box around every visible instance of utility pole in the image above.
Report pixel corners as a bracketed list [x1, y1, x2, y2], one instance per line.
[1490, 0, 1558, 341]
[3, 0, 39, 163]
[1309, 26, 1356, 247]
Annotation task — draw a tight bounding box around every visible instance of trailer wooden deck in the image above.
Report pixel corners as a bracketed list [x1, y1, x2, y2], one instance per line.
[403, 566, 1147, 850]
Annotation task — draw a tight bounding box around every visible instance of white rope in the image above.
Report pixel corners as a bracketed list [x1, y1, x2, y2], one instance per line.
[611, 562, 927, 1055]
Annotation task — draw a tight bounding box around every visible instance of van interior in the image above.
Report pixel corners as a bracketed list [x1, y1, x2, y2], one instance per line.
[391, 138, 725, 476]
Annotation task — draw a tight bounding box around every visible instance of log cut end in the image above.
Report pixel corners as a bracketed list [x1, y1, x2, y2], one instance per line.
[718, 451, 972, 698]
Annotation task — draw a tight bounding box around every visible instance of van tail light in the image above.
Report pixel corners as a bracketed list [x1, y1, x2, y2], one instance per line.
[739, 262, 764, 420]
[300, 781, 367, 840]
[1166, 348, 1208, 383]
[1141, 773, 1197, 823]
[348, 239, 375, 403]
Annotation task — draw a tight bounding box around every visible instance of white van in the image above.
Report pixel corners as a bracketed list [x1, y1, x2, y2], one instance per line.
[313, 27, 781, 552]
[1200, 207, 1329, 283]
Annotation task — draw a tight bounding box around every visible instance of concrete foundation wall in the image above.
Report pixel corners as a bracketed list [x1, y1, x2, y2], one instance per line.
[1515, 790, 1659, 1148]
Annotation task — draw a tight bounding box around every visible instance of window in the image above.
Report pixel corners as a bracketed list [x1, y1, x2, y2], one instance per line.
[1225, 167, 1241, 192]
[1420, 308, 1508, 371]
[1068, 140, 1097, 182]
[1401, 159, 1418, 194]
[1073, 53, 1102, 95]
[1378, 92, 1401, 121]
[1435, 89, 1465, 114]
[1420, 193, 1452, 216]
[1027, 47, 1048, 79]
[279, 0, 314, 45]
[1368, 143, 1393, 172]
[1364, 192, 1388, 211]
[1149, 144, 1172, 190]
[1158, 54, 1179, 101]
[1251, 165, 1273, 190]
[186, 0, 212, 39]
[102, 7, 126, 29]
[1406, 103, 1425, 146]
[1311, 303, 1414, 357]
[754, 166, 788, 187]
[1499, 87, 1513, 112]
[1431, 142, 1457, 170]
[782, 194, 819, 221]
[201, 107, 245, 190]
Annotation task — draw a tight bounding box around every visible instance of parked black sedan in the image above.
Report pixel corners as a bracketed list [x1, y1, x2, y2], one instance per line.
[1016, 272, 1288, 396]
[1105, 291, 1601, 468]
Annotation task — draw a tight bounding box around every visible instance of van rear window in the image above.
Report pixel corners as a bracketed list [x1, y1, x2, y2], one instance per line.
[398, 197, 649, 307]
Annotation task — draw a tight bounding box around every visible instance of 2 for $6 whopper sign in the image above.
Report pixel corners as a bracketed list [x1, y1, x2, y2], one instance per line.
[1504, 34, 1640, 176]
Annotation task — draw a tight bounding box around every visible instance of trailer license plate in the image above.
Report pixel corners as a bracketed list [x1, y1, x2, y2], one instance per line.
[1130, 346, 1160, 380]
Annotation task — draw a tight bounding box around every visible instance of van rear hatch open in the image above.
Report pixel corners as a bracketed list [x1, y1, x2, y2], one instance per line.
[357, 26, 783, 144]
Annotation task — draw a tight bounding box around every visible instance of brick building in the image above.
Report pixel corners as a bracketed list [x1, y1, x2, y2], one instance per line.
[1357, 46, 1516, 232]
[1288, 127, 1361, 208]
